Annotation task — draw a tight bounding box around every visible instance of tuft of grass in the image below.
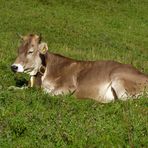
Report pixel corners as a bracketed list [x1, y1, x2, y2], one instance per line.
[0, 0, 148, 147]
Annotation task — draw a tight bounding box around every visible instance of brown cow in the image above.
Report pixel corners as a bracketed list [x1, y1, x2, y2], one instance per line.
[11, 34, 148, 103]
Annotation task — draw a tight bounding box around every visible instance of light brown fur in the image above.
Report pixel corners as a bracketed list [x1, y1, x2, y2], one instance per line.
[11, 34, 148, 103]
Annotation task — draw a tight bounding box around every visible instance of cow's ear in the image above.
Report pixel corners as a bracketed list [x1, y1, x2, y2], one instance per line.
[17, 33, 26, 41]
[39, 43, 48, 54]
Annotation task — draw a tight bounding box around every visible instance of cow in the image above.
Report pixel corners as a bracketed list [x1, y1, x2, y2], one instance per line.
[11, 34, 148, 103]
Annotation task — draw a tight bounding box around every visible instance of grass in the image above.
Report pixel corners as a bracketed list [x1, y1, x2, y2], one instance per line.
[0, 0, 148, 147]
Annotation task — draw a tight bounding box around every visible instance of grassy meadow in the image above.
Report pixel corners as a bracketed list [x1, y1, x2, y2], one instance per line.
[0, 0, 148, 147]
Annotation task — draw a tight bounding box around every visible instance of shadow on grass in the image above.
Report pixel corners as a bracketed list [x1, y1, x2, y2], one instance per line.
[14, 77, 28, 87]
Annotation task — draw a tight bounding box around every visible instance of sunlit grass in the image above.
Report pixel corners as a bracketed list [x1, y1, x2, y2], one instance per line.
[0, 0, 147, 147]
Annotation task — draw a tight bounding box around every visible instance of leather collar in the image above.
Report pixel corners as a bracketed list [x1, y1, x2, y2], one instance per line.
[38, 53, 46, 76]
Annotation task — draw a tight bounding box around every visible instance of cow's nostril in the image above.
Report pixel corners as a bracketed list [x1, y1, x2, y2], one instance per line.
[11, 65, 18, 72]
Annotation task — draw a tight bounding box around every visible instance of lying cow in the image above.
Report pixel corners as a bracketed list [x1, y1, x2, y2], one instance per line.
[11, 34, 148, 103]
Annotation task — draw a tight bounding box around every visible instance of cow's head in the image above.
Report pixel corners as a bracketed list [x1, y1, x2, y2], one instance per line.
[11, 34, 48, 76]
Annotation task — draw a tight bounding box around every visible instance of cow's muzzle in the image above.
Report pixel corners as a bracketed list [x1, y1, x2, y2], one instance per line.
[11, 64, 24, 73]
[11, 65, 18, 72]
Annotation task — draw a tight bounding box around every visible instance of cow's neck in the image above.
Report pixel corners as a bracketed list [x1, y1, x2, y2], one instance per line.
[46, 52, 74, 66]
[39, 52, 64, 76]
[38, 52, 70, 76]
[44, 52, 77, 76]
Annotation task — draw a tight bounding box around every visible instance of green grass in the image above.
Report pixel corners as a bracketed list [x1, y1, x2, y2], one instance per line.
[0, 0, 148, 147]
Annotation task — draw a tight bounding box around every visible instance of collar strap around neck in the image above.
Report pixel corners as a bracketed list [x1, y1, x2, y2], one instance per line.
[39, 65, 46, 75]
[38, 53, 46, 75]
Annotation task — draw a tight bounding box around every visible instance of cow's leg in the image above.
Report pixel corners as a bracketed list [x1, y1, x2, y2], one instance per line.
[98, 82, 115, 103]
[8, 74, 42, 90]
[8, 85, 28, 90]
[30, 76, 35, 87]
[30, 74, 42, 88]
[111, 78, 129, 100]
